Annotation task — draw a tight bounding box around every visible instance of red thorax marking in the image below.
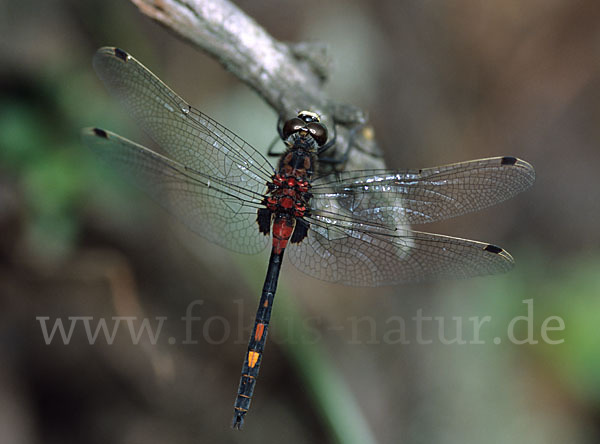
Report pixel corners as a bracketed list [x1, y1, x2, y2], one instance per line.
[265, 174, 310, 218]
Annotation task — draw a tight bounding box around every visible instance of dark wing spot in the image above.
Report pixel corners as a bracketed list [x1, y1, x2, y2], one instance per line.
[501, 156, 517, 166]
[484, 244, 504, 254]
[114, 48, 129, 62]
[290, 218, 309, 244]
[256, 208, 272, 235]
[93, 128, 108, 138]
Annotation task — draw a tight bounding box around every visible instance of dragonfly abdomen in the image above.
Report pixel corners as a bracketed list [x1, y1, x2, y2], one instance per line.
[232, 246, 282, 429]
[272, 214, 294, 254]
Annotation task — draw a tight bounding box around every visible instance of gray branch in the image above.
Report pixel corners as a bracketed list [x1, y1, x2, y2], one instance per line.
[130, 0, 384, 171]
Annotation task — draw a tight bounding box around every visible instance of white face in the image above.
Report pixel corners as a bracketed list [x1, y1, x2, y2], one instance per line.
[297, 110, 320, 122]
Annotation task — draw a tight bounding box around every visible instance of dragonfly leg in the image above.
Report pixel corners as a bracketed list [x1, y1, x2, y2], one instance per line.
[318, 121, 365, 167]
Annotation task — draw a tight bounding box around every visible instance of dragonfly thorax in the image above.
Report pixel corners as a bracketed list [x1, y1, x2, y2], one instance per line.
[255, 113, 323, 250]
[277, 147, 317, 178]
[263, 174, 311, 218]
[257, 171, 312, 246]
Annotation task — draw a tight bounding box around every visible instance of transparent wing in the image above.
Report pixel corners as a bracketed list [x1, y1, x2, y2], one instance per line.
[92, 47, 274, 188]
[290, 156, 533, 285]
[310, 157, 535, 227]
[82, 128, 269, 255]
[288, 220, 514, 286]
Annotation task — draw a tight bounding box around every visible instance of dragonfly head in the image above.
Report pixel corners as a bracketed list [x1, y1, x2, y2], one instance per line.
[282, 111, 328, 149]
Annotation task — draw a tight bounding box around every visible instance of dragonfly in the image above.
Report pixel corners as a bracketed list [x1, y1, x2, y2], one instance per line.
[82, 47, 535, 429]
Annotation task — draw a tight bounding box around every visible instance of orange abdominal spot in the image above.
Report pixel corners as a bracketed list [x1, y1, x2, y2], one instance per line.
[248, 351, 260, 368]
[254, 323, 265, 341]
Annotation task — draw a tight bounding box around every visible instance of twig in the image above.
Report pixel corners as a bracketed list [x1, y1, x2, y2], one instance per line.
[129, 0, 384, 171]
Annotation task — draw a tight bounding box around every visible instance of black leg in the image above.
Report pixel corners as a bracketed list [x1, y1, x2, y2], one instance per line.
[318, 122, 365, 167]
[268, 115, 286, 157]
[276, 114, 284, 140]
[267, 134, 284, 157]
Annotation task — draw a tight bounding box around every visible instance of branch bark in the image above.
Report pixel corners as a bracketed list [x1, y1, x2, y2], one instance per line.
[130, 0, 384, 171]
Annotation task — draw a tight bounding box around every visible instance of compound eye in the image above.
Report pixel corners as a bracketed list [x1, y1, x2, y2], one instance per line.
[307, 122, 328, 146]
[282, 117, 305, 139]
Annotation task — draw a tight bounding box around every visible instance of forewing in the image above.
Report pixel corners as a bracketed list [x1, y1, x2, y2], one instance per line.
[288, 221, 513, 286]
[82, 128, 269, 255]
[310, 157, 535, 227]
[92, 47, 274, 188]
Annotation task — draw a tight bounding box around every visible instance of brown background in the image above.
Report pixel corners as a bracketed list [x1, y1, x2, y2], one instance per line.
[1, 1, 599, 443]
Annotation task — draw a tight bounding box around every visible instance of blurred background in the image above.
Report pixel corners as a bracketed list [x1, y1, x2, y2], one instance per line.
[1, 0, 599, 443]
